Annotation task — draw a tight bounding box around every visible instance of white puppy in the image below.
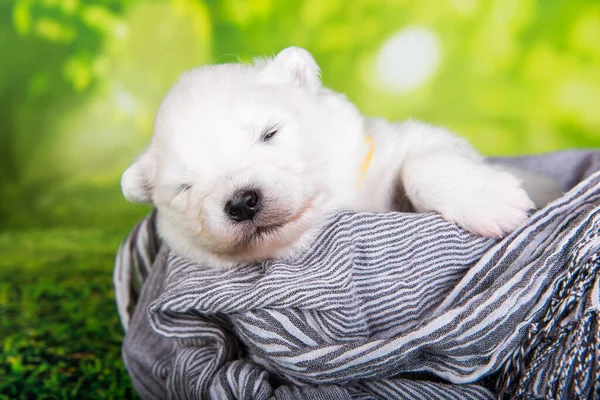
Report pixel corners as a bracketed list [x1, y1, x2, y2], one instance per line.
[122, 47, 561, 268]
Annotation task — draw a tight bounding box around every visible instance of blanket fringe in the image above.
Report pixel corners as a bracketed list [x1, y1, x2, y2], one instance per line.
[497, 243, 600, 400]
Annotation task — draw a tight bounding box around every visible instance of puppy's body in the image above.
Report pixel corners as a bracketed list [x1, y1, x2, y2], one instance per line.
[122, 47, 562, 268]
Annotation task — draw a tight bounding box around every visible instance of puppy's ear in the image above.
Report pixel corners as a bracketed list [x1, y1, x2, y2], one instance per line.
[259, 47, 321, 92]
[121, 150, 154, 204]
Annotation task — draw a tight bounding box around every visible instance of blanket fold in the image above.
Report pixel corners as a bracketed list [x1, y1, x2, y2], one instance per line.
[115, 150, 600, 399]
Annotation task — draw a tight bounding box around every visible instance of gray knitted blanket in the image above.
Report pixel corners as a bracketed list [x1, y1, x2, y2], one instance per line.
[115, 150, 600, 399]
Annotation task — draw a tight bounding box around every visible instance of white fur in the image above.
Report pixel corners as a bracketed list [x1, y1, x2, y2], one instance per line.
[122, 47, 563, 268]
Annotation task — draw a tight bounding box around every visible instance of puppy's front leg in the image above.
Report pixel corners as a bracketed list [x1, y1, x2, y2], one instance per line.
[397, 121, 535, 237]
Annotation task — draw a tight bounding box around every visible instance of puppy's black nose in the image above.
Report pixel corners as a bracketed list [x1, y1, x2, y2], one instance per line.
[225, 190, 261, 222]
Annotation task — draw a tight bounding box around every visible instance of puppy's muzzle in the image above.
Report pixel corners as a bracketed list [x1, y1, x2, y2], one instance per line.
[225, 189, 261, 222]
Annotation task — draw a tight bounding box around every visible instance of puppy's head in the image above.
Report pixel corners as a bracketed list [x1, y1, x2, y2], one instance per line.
[122, 47, 364, 267]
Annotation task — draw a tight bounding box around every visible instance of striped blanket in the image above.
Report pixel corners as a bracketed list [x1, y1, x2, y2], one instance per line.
[115, 150, 600, 399]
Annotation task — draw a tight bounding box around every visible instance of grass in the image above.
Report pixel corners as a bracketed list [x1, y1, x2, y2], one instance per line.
[0, 211, 147, 398]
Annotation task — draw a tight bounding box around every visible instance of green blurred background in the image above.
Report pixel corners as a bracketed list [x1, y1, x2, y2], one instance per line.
[1, 0, 599, 398]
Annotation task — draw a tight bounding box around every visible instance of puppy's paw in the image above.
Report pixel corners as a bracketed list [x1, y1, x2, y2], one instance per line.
[439, 167, 535, 237]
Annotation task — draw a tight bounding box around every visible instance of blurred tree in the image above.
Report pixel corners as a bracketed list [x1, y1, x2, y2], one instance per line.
[1, 1, 127, 228]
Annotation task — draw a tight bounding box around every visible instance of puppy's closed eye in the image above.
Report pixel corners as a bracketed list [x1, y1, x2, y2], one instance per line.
[175, 184, 192, 196]
[261, 124, 280, 142]
[168, 183, 193, 209]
